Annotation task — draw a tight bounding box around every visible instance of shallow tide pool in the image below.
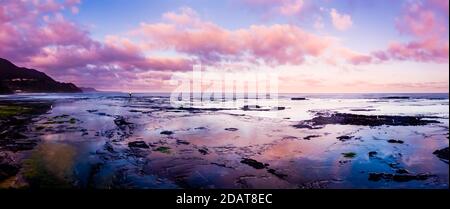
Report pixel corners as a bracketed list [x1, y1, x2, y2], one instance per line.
[0, 93, 448, 189]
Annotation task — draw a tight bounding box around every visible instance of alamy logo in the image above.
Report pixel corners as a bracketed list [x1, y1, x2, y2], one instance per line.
[169, 64, 280, 115]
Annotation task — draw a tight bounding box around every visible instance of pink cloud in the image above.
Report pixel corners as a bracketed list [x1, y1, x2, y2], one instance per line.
[242, 0, 305, 17]
[2, 1, 447, 92]
[334, 47, 373, 65]
[330, 8, 353, 31]
[64, 0, 81, 14]
[278, 0, 304, 16]
[395, 3, 444, 38]
[39, 18, 93, 47]
[429, 0, 449, 15]
[0, 0, 194, 90]
[348, 54, 373, 65]
[374, 38, 449, 63]
[241, 24, 333, 64]
[1, 2, 341, 90]
[162, 7, 200, 26]
[0, 0, 90, 61]
[353, 1, 449, 65]
[27, 39, 192, 73]
[35, 0, 64, 13]
[64, 0, 82, 6]
[136, 13, 335, 65]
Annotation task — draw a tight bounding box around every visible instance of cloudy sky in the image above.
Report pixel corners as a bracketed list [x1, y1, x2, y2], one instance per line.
[0, 0, 448, 93]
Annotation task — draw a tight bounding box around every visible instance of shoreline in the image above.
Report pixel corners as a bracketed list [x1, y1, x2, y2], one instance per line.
[0, 94, 448, 189]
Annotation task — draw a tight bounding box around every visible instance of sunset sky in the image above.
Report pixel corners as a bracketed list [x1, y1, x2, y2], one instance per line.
[1, 0, 449, 93]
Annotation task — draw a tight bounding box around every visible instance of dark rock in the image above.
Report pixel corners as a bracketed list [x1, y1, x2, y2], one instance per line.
[267, 169, 288, 179]
[225, 128, 239, 132]
[103, 142, 116, 153]
[8, 141, 37, 151]
[337, 135, 353, 142]
[282, 136, 298, 140]
[176, 140, 190, 145]
[240, 158, 267, 169]
[211, 162, 234, 169]
[95, 112, 110, 117]
[381, 96, 410, 99]
[393, 173, 433, 182]
[339, 160, 351, 165]
[9, 132, 28, 139]
[0, 82, 12, 94]
[350, 108, 377, 112]
[396, 169, 410, 174]
[243, 105, 261, 109]
[387, 139, 404, 144]
[0, 153, 20, 181]
[292, 123, 323, 130]
[303, 135, 321, 140]
[368, 172, 435, 182]
[296, 113, 440, 127]
[114, 117, 132, 127]
[291, 97, 307, 101]
[433, 147, 449, 163]
[198, 147, 209, 155]
[0, 101, 52, 152]
[368, 151, 378, 157]
[368, 173, 388, 181]
[160, 130, 174, 135]
[241, 105, 270, 111]
[0, 162, 20, 181]
[128, 141, 149, 149]
[342, 152, 356, 158]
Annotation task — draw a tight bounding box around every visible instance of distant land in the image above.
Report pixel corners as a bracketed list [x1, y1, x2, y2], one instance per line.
[79, 87, 100, 93]
[0, 58, 85, 94]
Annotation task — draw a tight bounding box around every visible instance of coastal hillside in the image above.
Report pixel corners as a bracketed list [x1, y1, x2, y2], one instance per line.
[0, 58, 82, 94]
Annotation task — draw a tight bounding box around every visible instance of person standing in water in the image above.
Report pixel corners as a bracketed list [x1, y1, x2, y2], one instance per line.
[129, 92, 132, 98]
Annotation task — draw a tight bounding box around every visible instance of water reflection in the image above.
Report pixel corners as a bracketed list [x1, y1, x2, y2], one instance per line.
[23, 143, 76, 188]
[1, 93, 447, 189]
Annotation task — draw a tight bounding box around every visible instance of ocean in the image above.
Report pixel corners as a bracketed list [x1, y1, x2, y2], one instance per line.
[0, 92, 448, 188]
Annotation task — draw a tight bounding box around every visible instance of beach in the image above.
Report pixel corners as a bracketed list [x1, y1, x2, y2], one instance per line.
[0, 93, 448, 189]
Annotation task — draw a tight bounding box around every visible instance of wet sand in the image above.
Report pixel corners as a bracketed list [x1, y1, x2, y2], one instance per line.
[0, 93, 448, 189]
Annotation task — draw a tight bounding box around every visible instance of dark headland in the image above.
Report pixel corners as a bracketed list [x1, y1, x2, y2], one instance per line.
[0, 58, 82, 94]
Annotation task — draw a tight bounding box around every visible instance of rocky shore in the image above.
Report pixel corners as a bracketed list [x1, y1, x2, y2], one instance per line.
[0, 94, 448, 189]
[0, 100, 52, 182]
